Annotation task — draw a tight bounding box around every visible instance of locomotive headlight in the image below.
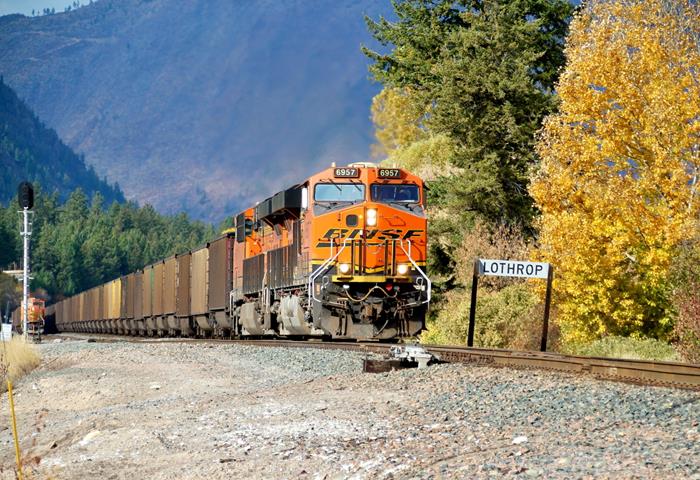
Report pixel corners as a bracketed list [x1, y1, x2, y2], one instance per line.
[366, 208, 378, 226]
[397, 264, 409, 275]
[338, 263, 351, 274]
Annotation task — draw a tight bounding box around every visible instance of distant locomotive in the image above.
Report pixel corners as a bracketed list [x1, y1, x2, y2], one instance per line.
[11, 296, 46, 339]
[53, 163, 430, 340]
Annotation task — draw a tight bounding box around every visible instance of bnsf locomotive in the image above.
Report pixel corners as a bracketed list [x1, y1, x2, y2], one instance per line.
[53, 163, 430, 340]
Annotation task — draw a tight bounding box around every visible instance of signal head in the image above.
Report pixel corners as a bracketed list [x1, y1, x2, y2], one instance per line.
[18, 181, 34, 209]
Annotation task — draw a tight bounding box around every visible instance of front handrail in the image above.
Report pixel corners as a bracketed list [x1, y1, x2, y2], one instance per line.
[308, 238, 351, 304]
[399, 239, 431, 306]
[308, 238, 431, 307]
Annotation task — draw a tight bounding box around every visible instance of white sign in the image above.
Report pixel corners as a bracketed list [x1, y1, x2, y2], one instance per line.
[1, 323, 12, 342]
[479, 259, 550, 279]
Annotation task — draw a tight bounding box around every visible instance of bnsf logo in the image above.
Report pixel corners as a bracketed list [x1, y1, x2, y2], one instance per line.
[318, 228, 423, 246]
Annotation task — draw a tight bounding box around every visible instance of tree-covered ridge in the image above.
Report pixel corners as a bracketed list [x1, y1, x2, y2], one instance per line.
[0, 77, 124, 206]
[0, 0, 392, 222]
[0, 188, 215, 299]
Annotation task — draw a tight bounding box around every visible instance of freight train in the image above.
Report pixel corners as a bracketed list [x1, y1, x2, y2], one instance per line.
[44, 163, 430, 340]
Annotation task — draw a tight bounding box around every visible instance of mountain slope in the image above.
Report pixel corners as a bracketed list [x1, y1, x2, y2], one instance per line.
[0, 0, 389, 221]
[0, 76, 124, 205]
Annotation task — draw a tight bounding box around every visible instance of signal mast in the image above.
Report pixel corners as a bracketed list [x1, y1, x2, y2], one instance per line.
[18, 182, 34, 339]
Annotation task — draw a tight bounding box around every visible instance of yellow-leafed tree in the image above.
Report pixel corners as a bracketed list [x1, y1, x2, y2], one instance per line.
[530, 0, 700, 346]
[370, 87, 425, 158]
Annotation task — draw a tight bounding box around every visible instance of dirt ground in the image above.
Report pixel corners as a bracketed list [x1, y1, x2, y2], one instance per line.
[0, 337, 698, 479]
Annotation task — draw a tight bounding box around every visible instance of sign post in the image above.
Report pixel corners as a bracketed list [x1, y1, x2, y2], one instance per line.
[467, 260, 479, 349]
[467, 259, 554, 351]
[541, 266, 554, 352]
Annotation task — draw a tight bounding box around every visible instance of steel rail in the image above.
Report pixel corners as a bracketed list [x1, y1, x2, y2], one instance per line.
[51, 334, 700, 390]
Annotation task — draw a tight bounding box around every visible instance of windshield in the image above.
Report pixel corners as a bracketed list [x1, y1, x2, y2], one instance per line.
[314, 183, 365, 202]
[371, 184, 420, 203]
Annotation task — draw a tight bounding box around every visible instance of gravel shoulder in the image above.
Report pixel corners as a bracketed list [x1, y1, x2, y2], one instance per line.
[1, 338, 699, 479]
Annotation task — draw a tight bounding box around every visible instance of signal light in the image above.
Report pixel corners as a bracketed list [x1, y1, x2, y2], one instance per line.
[18, 182, 34, 209]
[385, 283, 393, 291]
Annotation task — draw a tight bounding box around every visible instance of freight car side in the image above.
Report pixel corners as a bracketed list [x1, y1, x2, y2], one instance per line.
[175, 253, 192, 335]
[163, 256, 177, 334]
[207, 234, 235, 335]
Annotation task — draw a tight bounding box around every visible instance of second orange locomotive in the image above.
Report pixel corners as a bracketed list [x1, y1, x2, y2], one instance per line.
[55, 162, 430, 340]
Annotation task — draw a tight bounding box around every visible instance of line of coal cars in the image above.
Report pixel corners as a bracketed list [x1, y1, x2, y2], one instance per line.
[54, 233, 237, 336]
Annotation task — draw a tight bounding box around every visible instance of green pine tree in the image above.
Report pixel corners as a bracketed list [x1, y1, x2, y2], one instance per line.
[364, 0, 573, 285]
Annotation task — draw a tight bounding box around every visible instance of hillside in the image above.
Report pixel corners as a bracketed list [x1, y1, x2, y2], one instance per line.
[0, 0, 389, 221]
[0, 77, 124, 205]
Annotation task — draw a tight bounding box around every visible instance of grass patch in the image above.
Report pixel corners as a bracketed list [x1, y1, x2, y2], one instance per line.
[569, 336, 680, 362]
[1, 336, 41, 387]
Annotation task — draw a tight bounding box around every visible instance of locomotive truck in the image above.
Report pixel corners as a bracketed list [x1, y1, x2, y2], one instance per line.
[54, 163, 430, 341]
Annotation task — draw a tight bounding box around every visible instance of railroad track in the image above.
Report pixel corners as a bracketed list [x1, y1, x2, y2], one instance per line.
[49, 333, 700, 390]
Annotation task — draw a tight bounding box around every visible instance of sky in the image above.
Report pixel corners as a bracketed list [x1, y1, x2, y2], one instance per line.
[0, 0, 81, 16]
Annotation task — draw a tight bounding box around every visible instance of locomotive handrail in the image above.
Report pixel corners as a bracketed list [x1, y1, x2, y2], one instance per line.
[399, 239, 431, 306]
[308, 238, 351, 304]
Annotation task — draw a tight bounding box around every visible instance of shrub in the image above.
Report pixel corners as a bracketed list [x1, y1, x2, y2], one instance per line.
[674, 289, 700, 363]
[568, 336, 680, 362]
[421, 221, 544, 349]
[0, 336, 41, 388]
[421, 283, 541, 349]
[670, 238, 700, 362]
[453, 221, 531, 290]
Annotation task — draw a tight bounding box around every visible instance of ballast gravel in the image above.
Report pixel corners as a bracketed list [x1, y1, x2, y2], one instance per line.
[0, 337, 698, 479]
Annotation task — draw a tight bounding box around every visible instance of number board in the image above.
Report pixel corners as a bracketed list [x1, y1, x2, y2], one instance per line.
[334, 167, 360, 178]
[377, 168, 402, 179]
